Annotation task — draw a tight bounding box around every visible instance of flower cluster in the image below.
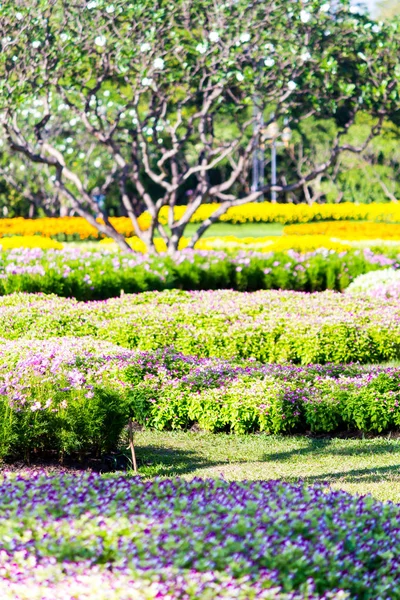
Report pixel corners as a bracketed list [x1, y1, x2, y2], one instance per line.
[0, 289, 399, 365]
[0, 216, 147, 241]
[3, 203, 400, 243]
[2, 341, 400, 455]
[0, 245, 396, 299]
[346, 268, 400, 300]
[142, 202, 400, 227]
[284, 221, 400, 240]
[103, 235, 351, 253]
[0, 474, 398, 598]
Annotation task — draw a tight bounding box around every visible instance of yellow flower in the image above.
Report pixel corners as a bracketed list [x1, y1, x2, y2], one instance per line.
[284, 222, 400, 240]
[0, 236, 63, 249]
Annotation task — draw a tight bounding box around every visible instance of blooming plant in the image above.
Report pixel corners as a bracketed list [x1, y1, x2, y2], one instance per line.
[0, 475, 398, 598]
[0, 246, 395, 299]
[346, 268, 400, 300]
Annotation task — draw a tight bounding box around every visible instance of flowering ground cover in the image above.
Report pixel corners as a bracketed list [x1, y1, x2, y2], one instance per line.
[0, 473, 399, 599]
[3, 340, 400, 461]
[347, 268, 400, 300]
[0, 289, 399, 364]
[0, 246, 396, 298]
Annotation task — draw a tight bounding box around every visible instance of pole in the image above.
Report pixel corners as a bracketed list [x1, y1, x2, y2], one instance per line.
[252, 102, 259, 193]
[271, 138, 277, 203]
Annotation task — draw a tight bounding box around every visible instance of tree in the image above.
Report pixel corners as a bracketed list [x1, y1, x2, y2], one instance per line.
[0, 0, 399, 253]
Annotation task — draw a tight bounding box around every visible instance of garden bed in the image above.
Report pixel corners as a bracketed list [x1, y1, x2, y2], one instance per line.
[0, 246, 395, 298]
[0, 474, 398, 599]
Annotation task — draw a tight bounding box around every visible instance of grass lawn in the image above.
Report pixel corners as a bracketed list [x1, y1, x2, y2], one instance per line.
[135, 430, 400, 502]
[156, 222, 284, 238]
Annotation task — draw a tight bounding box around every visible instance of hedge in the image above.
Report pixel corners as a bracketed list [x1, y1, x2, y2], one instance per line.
[3, 341, 400, 462]
[0, 246, 396, 299]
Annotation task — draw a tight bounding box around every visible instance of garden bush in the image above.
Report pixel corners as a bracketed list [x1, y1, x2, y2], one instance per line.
[124, 350, 400, 434]
[0, 338, 131, 461]
[0, 474, 400, 598]
[0, 246, 396, 299]
[3, 341, 400, 462]
[0, 289, 398, 364]
[346, 268, 400, 300]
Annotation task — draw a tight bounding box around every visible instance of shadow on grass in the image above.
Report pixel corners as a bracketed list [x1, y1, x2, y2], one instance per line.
[136, 436, 400, 481]
[303, 463, 400, 484]
[265, 438, 400, 462]
[136, 445, 227, 477]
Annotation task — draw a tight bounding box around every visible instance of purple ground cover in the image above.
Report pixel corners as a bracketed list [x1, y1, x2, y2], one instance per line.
[0, 474, 397, 598]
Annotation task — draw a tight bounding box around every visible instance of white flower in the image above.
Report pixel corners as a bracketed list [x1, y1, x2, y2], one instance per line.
[236, 72, 244, 81]
[31, 41, 41, 49]
[349, 6, 361, 14]
[320, 3, 330, 12]
[264, 57, 275, 67]
[19, 165, 25, 171]
[106, 4, 115, 13]
[94, 35, 106, 47]
[65, 137, 73, 143]
[67, 148, 74, 154]
[141, 77, 153, 86]
[140, 42, 151, 52]
[60, 33, 69, 42]
[287, 80, 297, 91]
[300, 10, 311, 23]
[209, 31, 219, 42]
[94, 159, 102, 168]
[103, 90, 110, 97]
[15, 12, 23, 20]
[372, 24, 381, 33]
[196, 43, 208, 54]
[264, 43, 275, 53]
[79, 152, 85, 159]
[153, 57, 165, 69]
[300, 50, 311, 62]
[87, 0, 98, 8]
[69, 118, 77, 126]
[239, 32, 251, 43]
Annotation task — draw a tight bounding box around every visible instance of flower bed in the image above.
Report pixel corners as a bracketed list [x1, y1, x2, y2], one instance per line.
[2, 341, 400, 461]
[2, 203, 400, 242]
[284, 221, 400, 240]
[346, 268, 400, 300]
[0, 246, 395, 299]
[0, 289, 399, 364]
[0, 474, 398, 599]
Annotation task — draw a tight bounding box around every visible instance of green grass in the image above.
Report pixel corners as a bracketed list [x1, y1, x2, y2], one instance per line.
[155, 222, 284, 238]
[134, 430, 400, 502]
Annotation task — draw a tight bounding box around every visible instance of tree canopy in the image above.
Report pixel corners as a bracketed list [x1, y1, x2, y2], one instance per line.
[0, 0, 399, 252]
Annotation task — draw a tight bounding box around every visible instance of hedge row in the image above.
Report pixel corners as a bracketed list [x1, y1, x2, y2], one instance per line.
[3, 341, 400, 462]
[0, 246, 396, 299]
[1, 289, 399, 364]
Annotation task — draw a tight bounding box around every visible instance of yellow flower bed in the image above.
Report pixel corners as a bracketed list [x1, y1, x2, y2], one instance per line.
[138, 202, 400, 228]
[0, 216, 149, 240]
[1, 202, 399, 241]
[0, 236, 63, 249]
[101, 235, 350, 253]
[284, 222, 400, 240]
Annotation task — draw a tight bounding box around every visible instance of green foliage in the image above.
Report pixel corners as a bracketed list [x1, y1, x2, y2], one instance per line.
[124, 355, 400, 435]
[0, 0, 399, 249]
[0, 246, 393, 299]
